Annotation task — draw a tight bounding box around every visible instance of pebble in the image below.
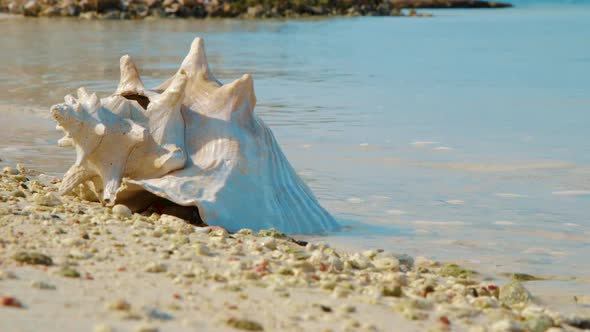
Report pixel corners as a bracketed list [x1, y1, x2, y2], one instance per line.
[145, 262, 167, 273]
[348, 253, 372, 270]
[160, 214, 194, 234]
[11, 190, 26, 198]
[193, 227, 210, 234]
[23, 0, 41, 15]
[381, 285, 403, 297]
[93, 324, 114, 332]
[340, 304, 356, 313]
[439, 263, 474, 278]
[31, 280, 57, 290]
[499, 280, 532, 306]
[134, 325, 159, 332]
[107, 298, 131, 311]
[59, 266, 81, 278]
[414, 256, 437, 269]
[257, 228, 287, 239]
[1, 296, 23, 308]
[69, 248, 93, 260]
[0, 270, 18, 280]
[490, 319, 524, 332]
[195, 244, 211, 256]
[61, 237, 82, 247]
[525, 315, 553, 332]
[112, 204, 133, 218]
[467, 327, 487, 332]
[2, 166, 19, 175]
[226, 317, 264, 331]
[144, 307, 173, 320]
[209, 227, 229, 238]
[395, 254, 414, 269]
[260, 237, 277, 250]
[511, 273, 544, 282]
[32, 192, 62, 206]
[13, 252, 53, 266]
[328, 256, 343, 271]
[373, 256, 400, 271]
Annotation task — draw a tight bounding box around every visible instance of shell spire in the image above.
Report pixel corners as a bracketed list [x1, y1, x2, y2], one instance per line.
[180, 38, 218, 82]
[115, 55, 145, 96]
[155, 38, 221, 93]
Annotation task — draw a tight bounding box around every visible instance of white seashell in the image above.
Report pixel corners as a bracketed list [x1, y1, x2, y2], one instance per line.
[50, 37, 339, 235]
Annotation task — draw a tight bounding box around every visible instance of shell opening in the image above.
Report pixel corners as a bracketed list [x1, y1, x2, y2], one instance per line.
[122, 93, 150, 110]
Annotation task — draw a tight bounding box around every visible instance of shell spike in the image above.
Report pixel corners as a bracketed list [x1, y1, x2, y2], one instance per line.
[88, 93, 100, 108]
[77, 87, 90, 101]
[49, 104, 63, 122]
[57, 135, 74, 147]
[64, 94, 77, 105]
[94, 123, 106, 136]
[219, 73, 256, 115]
[179, 37, 220, 84]
[180, 38, 208, 75]
[150, 71, 188, 111]
[155, 38, 219, 91]
[115, 54, 145, 96]
[128, 121, 147, 143]
[102, 170, 122, 206]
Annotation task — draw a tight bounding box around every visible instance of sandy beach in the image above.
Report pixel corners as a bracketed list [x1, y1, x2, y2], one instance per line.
[1, 165, 589, 332]
[2, 4, 590, 330]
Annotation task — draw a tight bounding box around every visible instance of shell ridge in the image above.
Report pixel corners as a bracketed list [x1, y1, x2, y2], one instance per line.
[260, 119, 290, 231]
[263, 118, 338, 232]
[268, 126, 311, 233]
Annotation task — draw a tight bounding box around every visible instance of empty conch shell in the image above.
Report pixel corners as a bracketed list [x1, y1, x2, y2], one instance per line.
[50, 37, 339, 234]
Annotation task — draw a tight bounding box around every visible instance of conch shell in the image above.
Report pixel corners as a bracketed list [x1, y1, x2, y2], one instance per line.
[50, 37, 339, 234]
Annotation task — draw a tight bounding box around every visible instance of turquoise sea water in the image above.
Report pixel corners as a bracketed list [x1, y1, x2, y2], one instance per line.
[1, 3, 589, 305]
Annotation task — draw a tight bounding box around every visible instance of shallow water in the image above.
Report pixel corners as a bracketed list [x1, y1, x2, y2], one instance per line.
[1, 4, 590, 305]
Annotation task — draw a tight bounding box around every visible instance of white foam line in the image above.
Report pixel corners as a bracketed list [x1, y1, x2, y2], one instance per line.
[552, 190, 590, 196]
[413, 220, 470, 227]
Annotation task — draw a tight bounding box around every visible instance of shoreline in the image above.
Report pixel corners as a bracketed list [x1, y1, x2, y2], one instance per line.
[1, 164, 589, 331]
[0, 0, 511, 19]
